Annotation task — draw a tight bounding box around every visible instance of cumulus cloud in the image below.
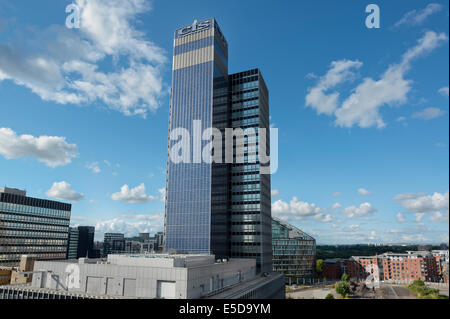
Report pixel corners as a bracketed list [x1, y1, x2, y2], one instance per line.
[306, 31, 448, 129]
[272, 197, 325, 221]
[46, 181, 84, 202]
[111, 183, 162, 203]
[429, 211, 448, 223]
[95, 213, 164, 239]
[394, 191, 449, 215]
[395, 3, 443, 28]
[86, 161, 101, 173]
[342, 202, 377, 218]
[412, 107, 446, 120]
[306, 60, 362, 115]
[271, 189, 280, 198]
[0, 0, 166, 117]
[0, 127, 78, 167]
[439, 86, 449, 98]
[348, 224, 360, 231]
[332, 203, 342, 209]
[396, 212, 407, 223]
[358, 188, 372, 196]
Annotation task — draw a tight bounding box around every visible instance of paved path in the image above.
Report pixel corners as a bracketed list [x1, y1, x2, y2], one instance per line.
[287, 288, 338, 299]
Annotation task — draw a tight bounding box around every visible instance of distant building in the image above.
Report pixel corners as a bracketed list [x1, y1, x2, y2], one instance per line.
[103, 233, 125, 256]
[0, 254, 284, 299]
[67, 227, 79, 259]
[155, 232, 164, 251]
[322, 258, 346, 280]
[272, 217, 316, 283]
[0, 187, 71, 267]
[77, 226, 95, 258]
[418, 245, 433, 252]
[139, 233, 150, 242]
[346, 250, 447, 283]
[432, 250, 449, 283]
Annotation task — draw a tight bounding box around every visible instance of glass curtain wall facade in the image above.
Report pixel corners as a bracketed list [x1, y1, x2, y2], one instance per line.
[165, 19, 272, 273]
[229, 69, 272, 273]
[272, 217, 316, 282]
[103, 233, 125, 256]
[67, 227, 79, 259]
[165, 18, 229, 256]
[77, 226, 95, 258]
[0, 187, 71, 266]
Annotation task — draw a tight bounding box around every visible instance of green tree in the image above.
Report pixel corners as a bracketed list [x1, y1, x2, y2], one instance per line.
[325, 293, 335, 299]
[341, 273, 350, 282]
[336, 281, 350, 298]
[316, 259, 324, 276]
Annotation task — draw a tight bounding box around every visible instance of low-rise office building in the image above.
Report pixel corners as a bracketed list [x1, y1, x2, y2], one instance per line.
[0, 187, 71, 267]
[272, 217, 316, 283]
[0, 254, 284, 299]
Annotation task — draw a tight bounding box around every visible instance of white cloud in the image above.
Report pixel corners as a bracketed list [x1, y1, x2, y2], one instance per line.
[394, 191, 449, 215]
[111, 183, 161, 203]
[86, 161, 101, 173]
[306, 32, 448, 129]
[158, 188, 166, 202]
[396, 212, 407, 223]
[306, 60, 362, 115]
[395, 3, 443, 28]
[439, 86, 449, 98]
[95, 214, 164, 239]
[358, 188, 372, 196]
[46, 181, 84, 202]
[0, 127, 78, 167]
[342, 202, 377, 218]
[103, 160, 111, 167]
[348, 224, 360, 231]
[0, 0, 166, 117]
[271, 189, 280, 198]
[429, 211, 448, 223]
[331, 192, 342, 197]
[314, 213, 333, 223]
[272, 197, 324, 221]
[412, 107, 446, 120]
[332, 202, 342, 209]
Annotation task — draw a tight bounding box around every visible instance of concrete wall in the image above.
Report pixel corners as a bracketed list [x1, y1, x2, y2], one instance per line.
[31, 257, 257, 299]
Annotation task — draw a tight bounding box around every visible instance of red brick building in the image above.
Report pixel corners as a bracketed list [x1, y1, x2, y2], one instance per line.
[345, 251, 446, 282]
[322, 259, 345, 280]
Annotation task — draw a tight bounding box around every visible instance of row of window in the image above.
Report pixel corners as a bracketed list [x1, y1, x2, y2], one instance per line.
[0, 246, 66, 253]
[0, 202, 70, 219]
[0, 221, 68, 233]
[0, 213, 70, 226]
[0, 230, 68, 239]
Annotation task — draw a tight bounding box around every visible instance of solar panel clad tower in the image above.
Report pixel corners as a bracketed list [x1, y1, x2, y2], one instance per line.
[165, 18, 229, 255]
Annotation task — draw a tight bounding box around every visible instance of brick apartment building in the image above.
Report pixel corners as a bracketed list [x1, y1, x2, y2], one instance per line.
[322, 259, 346, 280]
[322, 250, 448, 283]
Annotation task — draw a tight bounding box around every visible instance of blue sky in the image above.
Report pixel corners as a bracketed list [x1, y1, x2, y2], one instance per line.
[0, 0, 448, 244]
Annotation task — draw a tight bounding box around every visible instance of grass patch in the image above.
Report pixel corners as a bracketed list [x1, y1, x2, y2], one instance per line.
[407, 280, 449, 299]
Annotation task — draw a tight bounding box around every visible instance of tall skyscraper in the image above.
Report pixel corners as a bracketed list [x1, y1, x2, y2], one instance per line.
[164, 18, 272, 273]
[0, 187, 71, 266]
